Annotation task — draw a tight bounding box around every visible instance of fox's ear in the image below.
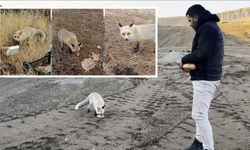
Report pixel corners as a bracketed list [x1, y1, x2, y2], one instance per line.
[119, 22, 123, 27]
[71, 43, 75, 47]
[129, 21, 135, 27]
[78, 43, 82, 48]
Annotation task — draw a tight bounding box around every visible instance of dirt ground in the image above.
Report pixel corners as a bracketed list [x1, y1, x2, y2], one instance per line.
[0, 46, 250, 149]
[0, 10, 250, 150]
[52, 9, 104, 75]
[104, 9, 156, 75]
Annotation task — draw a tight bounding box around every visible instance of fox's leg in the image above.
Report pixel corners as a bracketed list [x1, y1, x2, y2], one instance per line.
[68, 47, 73, 54]
[134, 41, 141, 53]
[27, 37, 32, 46]
[87, 103, 91, 112]
[60, 42, 64, 50]
[23, 40, 29, 47]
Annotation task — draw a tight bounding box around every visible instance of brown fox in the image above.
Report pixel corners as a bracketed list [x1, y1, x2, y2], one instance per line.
[13, 27, 46, 42]
[58, 29, 82, 56]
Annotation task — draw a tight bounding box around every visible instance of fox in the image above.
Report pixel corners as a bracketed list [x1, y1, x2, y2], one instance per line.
[58, 29, 82, 56]
[13, 27, 46, 42]
[75, 92, 105, 118]
[119, 21, 155, 53]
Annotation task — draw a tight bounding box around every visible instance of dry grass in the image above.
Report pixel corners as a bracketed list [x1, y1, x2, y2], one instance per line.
[158, 16, 250, 48]
[0, 10, 50, 75]
[219, 17, 250, 44]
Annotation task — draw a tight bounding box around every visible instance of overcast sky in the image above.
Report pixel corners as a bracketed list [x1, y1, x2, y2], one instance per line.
[155, 1, 250, 17]
[1, 1, 250, 17]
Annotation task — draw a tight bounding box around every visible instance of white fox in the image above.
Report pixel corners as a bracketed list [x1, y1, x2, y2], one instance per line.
[75, 92, 105, 118]
[13, 27, 46, 42]
[58, 29, 82, 56]
[119, 21, 155, 53]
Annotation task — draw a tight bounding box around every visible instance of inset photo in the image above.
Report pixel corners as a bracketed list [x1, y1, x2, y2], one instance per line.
[52, 9, 105, 75]
[0, 9, 51, 75]
[0, 9, 2, 75]
[104, 9, 156, 76]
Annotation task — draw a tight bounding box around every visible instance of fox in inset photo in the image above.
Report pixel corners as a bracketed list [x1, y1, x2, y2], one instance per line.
[13, 27, 46, 42]
[75, 92, 105, 118]
[58, 29, 82, 56]
[119, 21, 155, 53]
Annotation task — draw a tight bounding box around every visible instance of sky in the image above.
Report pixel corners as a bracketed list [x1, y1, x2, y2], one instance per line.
[1, 1, 250, 17]
[155, 1, 250, 17]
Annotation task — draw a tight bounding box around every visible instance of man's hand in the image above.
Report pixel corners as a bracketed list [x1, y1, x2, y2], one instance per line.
[176, 59, 183, 69]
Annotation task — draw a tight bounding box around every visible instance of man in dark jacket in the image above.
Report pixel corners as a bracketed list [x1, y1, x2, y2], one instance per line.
[178, 4, 224, 150]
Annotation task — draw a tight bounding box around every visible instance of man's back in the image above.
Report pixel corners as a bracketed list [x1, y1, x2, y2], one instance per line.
[182, 12, 224, 81]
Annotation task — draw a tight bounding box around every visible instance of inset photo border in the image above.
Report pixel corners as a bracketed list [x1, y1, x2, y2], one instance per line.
[0, 7, 157, 78]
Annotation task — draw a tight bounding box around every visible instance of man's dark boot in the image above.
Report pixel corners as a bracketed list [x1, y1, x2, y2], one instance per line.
[183, 138, 203, 150]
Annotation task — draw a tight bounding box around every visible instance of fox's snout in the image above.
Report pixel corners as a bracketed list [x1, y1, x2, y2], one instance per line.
[121, 35, 130, 41]
[76, 51, 80, 56]
[70, 42, 82, 56]
[120, 31, 132, 42]
[71, 48, 80, 56]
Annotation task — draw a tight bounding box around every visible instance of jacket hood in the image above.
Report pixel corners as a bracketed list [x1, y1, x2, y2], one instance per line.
[196, 11, 220, 31]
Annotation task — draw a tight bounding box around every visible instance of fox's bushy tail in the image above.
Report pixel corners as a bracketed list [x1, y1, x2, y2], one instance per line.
[75, 96, 89, 110]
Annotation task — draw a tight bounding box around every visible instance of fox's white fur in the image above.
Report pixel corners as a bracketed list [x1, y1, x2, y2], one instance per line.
[58, 29, 82, 56]
[119, 22, 155, 53]
[75, 92, 105, 118]
[13, 27, 46, 42]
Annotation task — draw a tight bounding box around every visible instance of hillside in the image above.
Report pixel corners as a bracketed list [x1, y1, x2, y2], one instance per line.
[158, 7, 250, 48]
[218, 7, 250, 21]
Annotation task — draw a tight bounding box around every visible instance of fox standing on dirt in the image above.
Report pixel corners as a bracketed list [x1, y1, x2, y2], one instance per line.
[75, 92, 105, 118]
[13, 27, 46, 42]
[58, 29, 82, 56]
[119, 21, 155, 53]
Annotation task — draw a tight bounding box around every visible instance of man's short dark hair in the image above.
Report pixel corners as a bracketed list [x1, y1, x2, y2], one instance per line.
[186, 4, 207, 18]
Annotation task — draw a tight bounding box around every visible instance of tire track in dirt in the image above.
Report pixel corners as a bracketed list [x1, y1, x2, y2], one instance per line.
[127, 62, 194, 149]
[0, 75, 190, 150]
[0, 79, 159, 150]
[1, 50, 250, 149]
[141, 52, 250, 150]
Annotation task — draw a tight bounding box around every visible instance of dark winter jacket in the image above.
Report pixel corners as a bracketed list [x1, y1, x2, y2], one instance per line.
[182, 11, 224, 81]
